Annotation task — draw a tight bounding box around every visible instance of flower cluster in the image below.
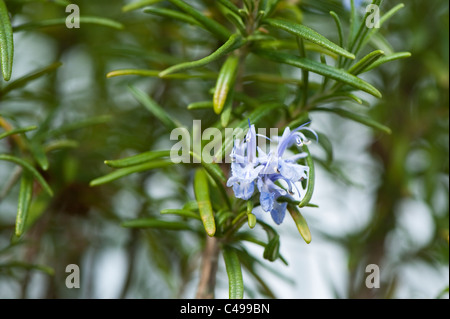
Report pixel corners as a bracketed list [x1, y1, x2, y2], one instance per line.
[226, 122, 317, 225]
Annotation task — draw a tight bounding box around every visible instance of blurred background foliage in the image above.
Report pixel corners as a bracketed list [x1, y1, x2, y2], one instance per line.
[0, 0, 448, 298]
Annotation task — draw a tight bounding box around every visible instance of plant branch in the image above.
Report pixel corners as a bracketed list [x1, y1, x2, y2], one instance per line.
[195, 235, 220, 299]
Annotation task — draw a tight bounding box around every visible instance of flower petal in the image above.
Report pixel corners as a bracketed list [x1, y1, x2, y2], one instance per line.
[260, 190, 275, 212]
[279, 161, 308, 182]
[270, 201, 287, 225]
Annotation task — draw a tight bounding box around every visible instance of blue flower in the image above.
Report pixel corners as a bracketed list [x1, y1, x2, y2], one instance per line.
[226, 123, 263, 200]
[227, 121, 317, 225]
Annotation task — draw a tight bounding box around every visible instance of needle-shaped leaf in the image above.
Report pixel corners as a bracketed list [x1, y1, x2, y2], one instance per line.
[44, 139, 79, 153]
[128, 85, 180, 130]
[361, 52, 412, 73]
[310, 107, 392, 134]
[0, 154, 53, 196]
[166, 0, 231, 41]
[254, 49, 382, 98]
[122, 0, 163, 12]
[247, 201, 256, 229]
[28, 138, 49, 171]
[260, 0, 280, 19]
[105, 150, 171, 168]
[13, 17, 124, 32]
[187, 101, 214, 110]
[143, 7, 201, 26]
[159, 33, 245, 77]
[348, 0, 382, 55]
[189, 152, 230, 210]
[107, 69, 216, 79]
[0, 125, 37, 140]
[288, 205, 311, 244]
[201, 161, 227, 184]
[15, 172, 33, 237]
[194, 168, 216, 237]
[0, 62, 62, 96]
[299, 145, 315, 208]
[89, 160, 174, 187]
[160, 209, 201, 220]
[0, 0, 14, 81]
[263, 234, 280, 262]
[329, 11, 343, 49]
[217, 0, 241, 16]
[214, 55, 239, 115]
[262, 18, 355, 59]
[222, 246, 244, 299]
[121, 218, 192, 230]
[348, 50, 384, 75]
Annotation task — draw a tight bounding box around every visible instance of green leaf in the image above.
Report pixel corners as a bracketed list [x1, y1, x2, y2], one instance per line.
[167, 0, 231, 40]
[121, 218, 192, 230]
[214, 55, 239, 114]
[15, 172, 33, 237]
[27, 138, 49, 171]
[105, 150, 171, 168]
[44, 139, 79, 153]
[190, 152, 230, 210]
[0, 62, 62, 96]
[254, 49, 382, 98]
[222, 12, 246, 36]
[159, 33, 245, 77]
[222, 246, 244, 299]
[89, 160, 174, 187]
[160, 209, 201, 220]
[128, 85, 180, 130]
[361, 52, 412, 73]
[217, 0, 241, 16]
[0, 154, 53, 196]
[143, 7, 201, 26]
[187, 101, 214, 110]
[329, 11, 343, 49]
[201, 161, 227, 184]
[260, 0, 280, 19]
[0, 125, 37, 140]
[194, 168, 216, 237]
[122, 0, 163, 12]
[348, 50, 384, 75]
[288, 205, 311, 244]
[348, 0, 383, 55]
[106, 69, 216, 79]
[13, 17, 124, 32]
[263, 234, 280, 261]
[310, 107, 392, 134]
[220, 89, 234, 127]
[247, 201, 256, 229]
[0, 0, 14, 81]
[262, 18, 355, 59]
[299, 145, 315, 208]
